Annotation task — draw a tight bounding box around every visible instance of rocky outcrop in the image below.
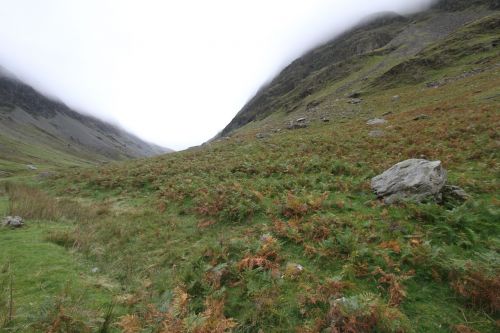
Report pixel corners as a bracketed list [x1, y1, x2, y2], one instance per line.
[287, 118, 309, 130]
[371, 159, 447, 204]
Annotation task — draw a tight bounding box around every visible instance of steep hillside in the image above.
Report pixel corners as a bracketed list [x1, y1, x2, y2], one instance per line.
[220, 0, 498, 137]
[0, 70, 171, 176]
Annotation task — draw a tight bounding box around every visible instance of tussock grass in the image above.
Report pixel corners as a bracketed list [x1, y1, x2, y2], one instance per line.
[3, 181, 108, 222]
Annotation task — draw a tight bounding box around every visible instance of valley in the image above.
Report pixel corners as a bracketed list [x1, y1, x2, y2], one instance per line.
[0, 1, 499, 332]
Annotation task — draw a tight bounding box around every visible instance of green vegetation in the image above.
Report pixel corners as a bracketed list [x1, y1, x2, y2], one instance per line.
[0, 185, 118, 332]
[0, 4, 499, 333]
[19, 60, 496, 331]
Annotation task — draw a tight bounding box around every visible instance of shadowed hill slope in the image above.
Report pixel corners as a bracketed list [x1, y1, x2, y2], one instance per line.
[0, 70, 172, 175]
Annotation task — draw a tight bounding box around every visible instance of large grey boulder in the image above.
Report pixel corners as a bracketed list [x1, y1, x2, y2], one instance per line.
[2, 216, 24, 228]
[371, 159, 447, 204]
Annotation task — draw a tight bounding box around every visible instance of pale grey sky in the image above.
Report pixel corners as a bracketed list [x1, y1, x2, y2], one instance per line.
[0, 0, 435, 150]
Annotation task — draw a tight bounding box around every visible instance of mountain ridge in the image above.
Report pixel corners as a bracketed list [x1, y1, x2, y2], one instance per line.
[0, 68, 172, 175]
[219, 0, 497, 137]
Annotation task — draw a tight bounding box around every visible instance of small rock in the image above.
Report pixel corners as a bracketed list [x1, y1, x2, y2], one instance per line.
[283, 263, 304, 278]
[441, 185, 469, 203]
[426, 81, 441, 89]
[91, 267, 99, 274]
[369, 130, 385, 137]
[366, 118, 387, 126]
[382, 111, 393, 117]
[321, 117, 330, 123]
[26, 164, 38, 171]
[347, 91, 362, 99]
[392, 95, 400, 102]
[2, 216, 24, 228]
[371, 159, 447, 204]
[296, 117, 307, 123]
[413, 114, 431, 121]
[260, 233, 274, 242]
[306, 100, 320, 111]
[348, 98, 363, 104]
[256, 133, 267, 139]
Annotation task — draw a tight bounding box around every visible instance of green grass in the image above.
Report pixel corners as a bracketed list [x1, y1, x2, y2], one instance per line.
[0, 190, 119, 332]
[0, 133, 95, 176]
[38, 79, 498, 331]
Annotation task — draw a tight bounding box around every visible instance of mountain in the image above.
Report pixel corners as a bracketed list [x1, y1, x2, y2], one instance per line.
[220, 0, 499, 137]
[0, 68, 172, 175]
[1, 1, 499, 332]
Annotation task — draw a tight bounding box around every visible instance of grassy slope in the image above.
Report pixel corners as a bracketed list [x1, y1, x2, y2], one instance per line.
[0, 132, 95, 177]
[1, 11, 499, 333]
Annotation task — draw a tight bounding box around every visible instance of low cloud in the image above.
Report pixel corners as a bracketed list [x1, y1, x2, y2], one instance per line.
[0, 0, 436, 150]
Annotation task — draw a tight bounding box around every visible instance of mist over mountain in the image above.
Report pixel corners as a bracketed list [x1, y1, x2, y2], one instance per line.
[0, 69, 171, 174]
[0, 0, 443, 150]
[219, 0, 498, 137]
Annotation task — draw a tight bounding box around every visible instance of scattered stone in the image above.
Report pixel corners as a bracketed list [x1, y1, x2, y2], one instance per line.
[441, 185, 469, 203]
[348, 98, 363, 104]
[296, 117, 307, 123]
[392, 95, 401, 102]
[256, 133, 268, 139]
[413, 114, 431, 121]
[306, 100, 320, 111]
[366, 118, 387, 126]
[321, 117, 330, 123]
[287, 121, 308, 130]
[91, 267, 100, 274]
[371, 159, 447, 204]
[283, 263, 304, 278]
[426, 81, 441, 89]
[260, 233, 274, 242]
[347, 91, 362, 99]
[369, 130, 385, 137]
[2, 216, 24, 228]
[26, 164, 38, 171]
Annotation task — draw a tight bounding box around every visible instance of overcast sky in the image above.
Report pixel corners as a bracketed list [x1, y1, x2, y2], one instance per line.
[0, 0, 435, 150]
